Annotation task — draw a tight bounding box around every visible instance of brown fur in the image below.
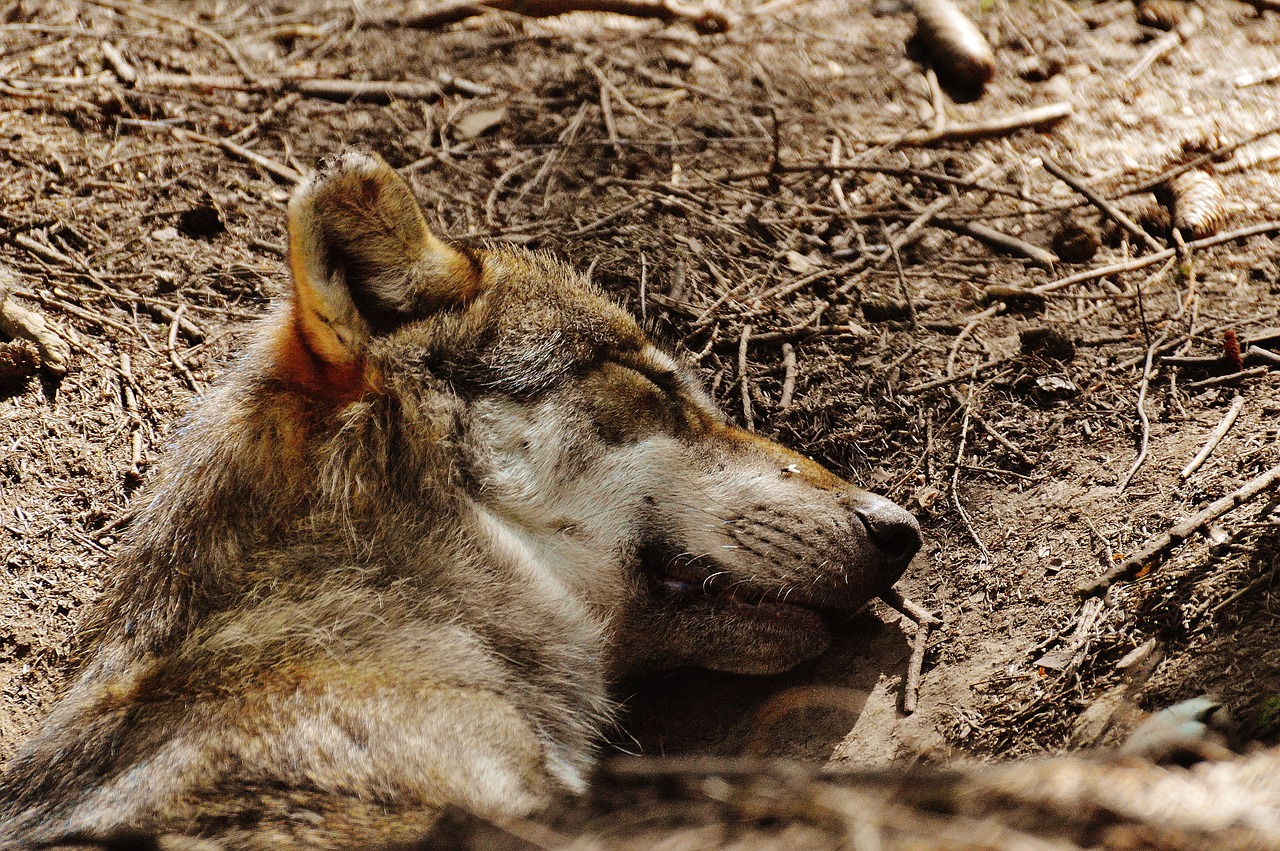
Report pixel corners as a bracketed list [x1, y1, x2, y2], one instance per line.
[0, 153, 920, 850]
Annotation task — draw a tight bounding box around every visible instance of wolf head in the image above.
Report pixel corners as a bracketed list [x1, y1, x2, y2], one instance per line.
[280, 152, 921, 677]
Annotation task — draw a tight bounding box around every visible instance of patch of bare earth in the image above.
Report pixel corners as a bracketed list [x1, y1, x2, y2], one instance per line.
[2, 0, 1280, 845]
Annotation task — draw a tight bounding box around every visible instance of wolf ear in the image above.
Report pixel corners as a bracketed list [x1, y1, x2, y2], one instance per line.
[277, 151, 481, 402]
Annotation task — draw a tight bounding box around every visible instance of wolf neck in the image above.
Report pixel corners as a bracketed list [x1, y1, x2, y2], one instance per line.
[468, 503, 616, 785]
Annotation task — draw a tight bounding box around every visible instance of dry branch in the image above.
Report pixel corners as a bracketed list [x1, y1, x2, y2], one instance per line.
[1126, 121, 1280, 195]
[1122, 6, 1204, 82]
[880, 590, 940, 716]
[134, 72, 493, 101]
[1183, 365, 1269, 390]
[1181, 395, 1244, 479]
[11, 233, 205, 341]
[1079, 462, 1280, 596]
[875, 101, 1072, 146]
[369, 0, 731, 34]
[168, 127, 303, 184]
[0, 264, 71, 376]
[100, 41, 136, 85]
[1032, 221, 1280, 295]
[929, 217, 1058, 266]
[1042, 157, 1164, 254]
[81, 0, 258, 81]
[10, 71, 493, 101]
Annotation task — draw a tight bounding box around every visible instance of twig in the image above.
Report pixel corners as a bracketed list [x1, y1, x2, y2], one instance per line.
[779, 343, 797, 408]
[1042, 158, 1163, 254]
[1122, 6, 1204, 82]
[81, 0, 258, 81]
[880, 589, 941, 626]
[951, 384, 991, 561]
[1032, 221, 1280, 295]
[638, 253, 648, 324]
[903, 357, 1007, 394]
[100, 41, 136, 85]
[928, 216, 1059, 266]
[1117, 342, 1157, 493]
[1183, 365, 1269, 390]
[1245, 346, 1280, 368]
[1181, 395, 1245, 479]
[369, 0, 732, 34]
[1235, 64, 1280, 88]
[946, 304, 999, 378]
[903, 621, 930, 715]
[168, 126, 302, 184]
[167, 306, 201, 393]
[11, 233, 205, 341]
[0, 264, 72, 376]
[738, 325, 754, 431]
[1125, 122, 1280, 195]
[1079, 462, 1280, 596]
[881, 590, 940, 716]
[119, 352, 144, 483]
[874, 102, 1072, 146]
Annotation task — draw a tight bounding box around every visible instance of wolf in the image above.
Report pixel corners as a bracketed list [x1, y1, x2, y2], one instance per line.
[0, 152, 920, 850]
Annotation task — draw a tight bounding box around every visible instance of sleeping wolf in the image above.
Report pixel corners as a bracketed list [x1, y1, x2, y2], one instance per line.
[0, 152, 920, 849]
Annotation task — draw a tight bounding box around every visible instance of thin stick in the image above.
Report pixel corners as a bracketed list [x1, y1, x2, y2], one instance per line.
[97, 71, 494, 101]
[119, 352, 144, 483]
[880, 589, 941, 626]
[880, 590, 940, 715]
[638, 253, 647, 324]
[169, 127, 302, 184]
[1032, 221, 1280, 295]
[1122, 7, 1204, 82]
[946, 304, 999, 378]
[738, 325, 754, 431]
[11, 233, 204, 340]
[1117, 342, 1156, 493]
[874, 102, 1072, 146]
[167, 306, 202, 393]
[372, 0, 731, 34]
[1183, 365, 1269, 390]
[1236, 65, 1280, 88]
[779, 343, 797, 408]
[1042, 158, 1163, 254]
[903, 357, 1007, 394]
[1079, 462, 1280, 596]
[100, 41, 136, 85]
[951, 384, 991, 561]
[1181, 395, 1245, 479]
[929, 217, 1059, 266]
[903, 621, 929, 715]
[1125, 122, 1280, 196]
[887, 237, 917, 328]
[82, 0, 258, 81]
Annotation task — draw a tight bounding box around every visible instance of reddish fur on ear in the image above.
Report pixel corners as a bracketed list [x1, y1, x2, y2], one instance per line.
[273, 313, 371, 408]
[274, 221, 373, 406]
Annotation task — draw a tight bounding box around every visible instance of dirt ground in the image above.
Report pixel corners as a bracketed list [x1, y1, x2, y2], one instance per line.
[3, 0, 1280, 785]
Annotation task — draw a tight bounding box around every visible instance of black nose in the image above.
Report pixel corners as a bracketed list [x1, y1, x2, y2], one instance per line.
[853, 495, 922, 575]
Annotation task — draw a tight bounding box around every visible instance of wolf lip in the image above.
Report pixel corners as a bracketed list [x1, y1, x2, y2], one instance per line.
[640, 547, 850, 633]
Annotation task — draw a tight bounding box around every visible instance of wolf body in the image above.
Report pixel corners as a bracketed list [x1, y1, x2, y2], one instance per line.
[0, 154, 920, 849]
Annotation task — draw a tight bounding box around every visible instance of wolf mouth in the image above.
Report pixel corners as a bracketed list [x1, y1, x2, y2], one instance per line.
[638, 545, 852, 634]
